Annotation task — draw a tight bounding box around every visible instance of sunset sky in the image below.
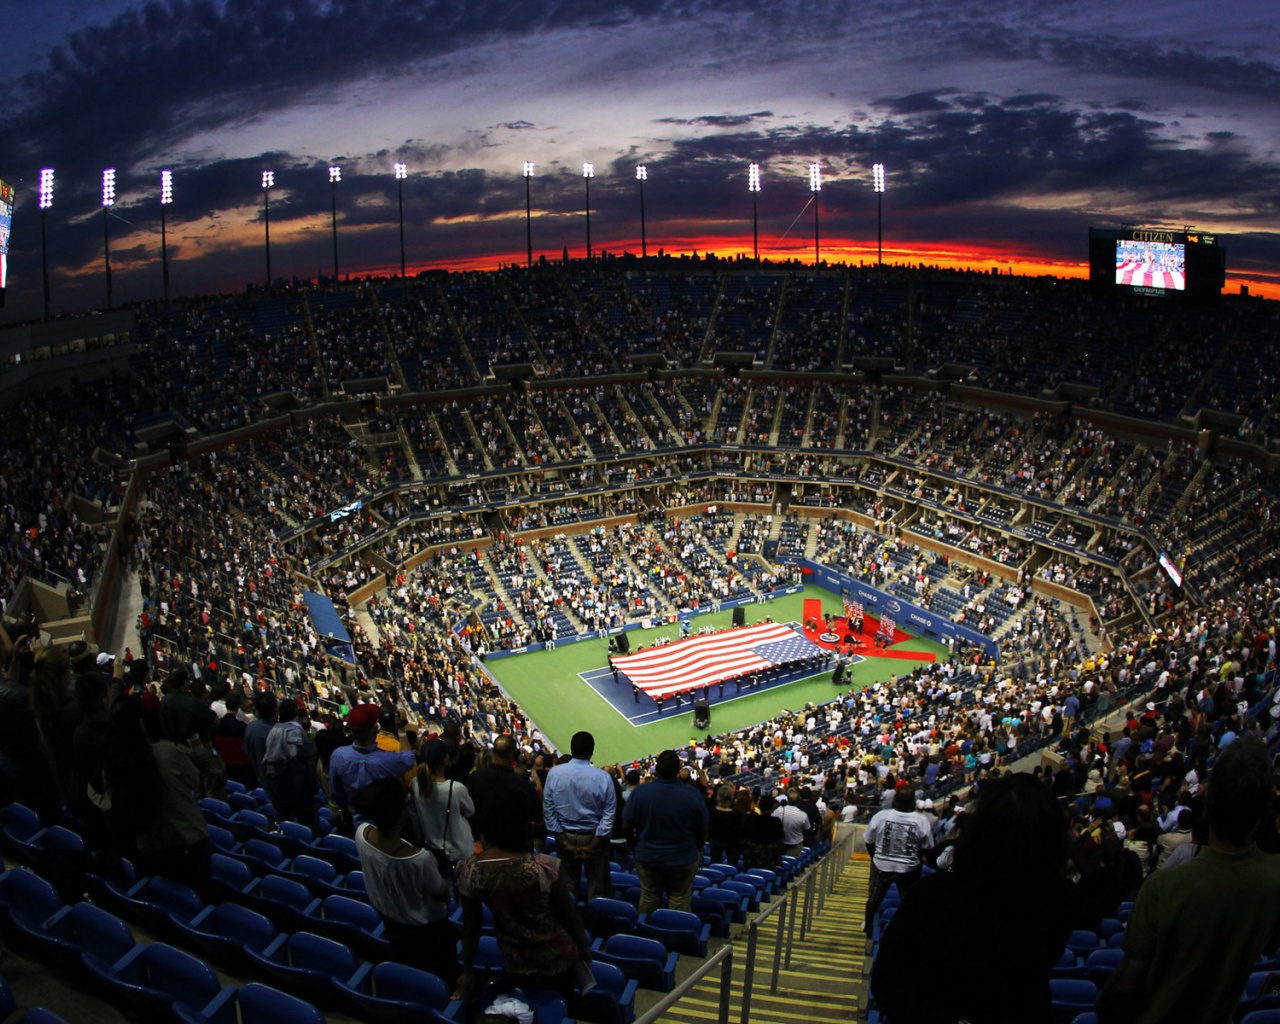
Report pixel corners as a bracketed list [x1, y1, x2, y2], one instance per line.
[2, 0, 1278, 322]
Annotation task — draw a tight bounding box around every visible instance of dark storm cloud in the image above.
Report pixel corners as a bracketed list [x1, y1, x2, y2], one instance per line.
[873, 92, 954, 115]
[655, 112, 775, 128]
[1, 0, 744, 188]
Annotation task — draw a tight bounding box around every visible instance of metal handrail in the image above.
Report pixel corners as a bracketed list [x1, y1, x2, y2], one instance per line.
[634, 942, 735, 1024]
[634, 827, 860, 1024]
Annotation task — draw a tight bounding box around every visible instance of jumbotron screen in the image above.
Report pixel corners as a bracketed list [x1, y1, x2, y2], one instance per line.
[0, 178, 13, 302]
[1115, 239, 1184, 291]
[1089, 226, 1225, 301]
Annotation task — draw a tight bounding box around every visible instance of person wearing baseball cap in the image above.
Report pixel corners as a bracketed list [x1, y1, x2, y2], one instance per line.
[328, 703, 415, 833]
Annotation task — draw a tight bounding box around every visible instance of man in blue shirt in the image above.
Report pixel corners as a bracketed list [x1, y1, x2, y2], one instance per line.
[623, 749, 709, 914]
[329, 704, 415, 833]
[542, 731, 616, 900]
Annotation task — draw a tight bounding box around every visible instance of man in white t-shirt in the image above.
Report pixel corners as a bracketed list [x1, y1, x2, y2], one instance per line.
[861, 784, 934, 936]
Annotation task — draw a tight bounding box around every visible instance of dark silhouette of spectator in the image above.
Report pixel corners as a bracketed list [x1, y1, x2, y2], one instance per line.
[871, 773, 1080, 1023]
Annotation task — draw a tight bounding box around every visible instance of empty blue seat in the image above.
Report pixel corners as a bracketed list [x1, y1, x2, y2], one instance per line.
[698, 885, 749, 925]
[568, 960, 639, 1024]
[81, 940, 234, 1021]
[313, 894, 390, 961]
[210, 853, 257, 904]
[0, 805, 47, 864]
[28, 900, 134, 974]
[1082, 948, 1124, 985]
[245, 930, 360, 1010]
[0, 867, 65, 946]
[637, 908, 710, 957]
[337, 960, 463, 1024]
[588, 897, 640, 938]
[171, 901, 280, 975]
[175, 981, 327, 1024]
[247, 874, 322, 933]
[1049, 978, 1097, 1023]
[591, 933, 678, 992]
[114, 875, 204, 939]
[282, 855, 346, 899]
[1065, 929, 1101, 958]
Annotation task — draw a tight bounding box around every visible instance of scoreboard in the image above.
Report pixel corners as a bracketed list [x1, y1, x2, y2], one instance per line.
[0, 178, 12, 305]
[1089, 226, 1225, 301]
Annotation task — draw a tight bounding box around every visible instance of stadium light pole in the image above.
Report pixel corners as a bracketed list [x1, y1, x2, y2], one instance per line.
[636, 165, 647, 260]
[38, 169, 53, 321]
[748, 162, 761, 264]
[809, 163, 821, 268]
[328, 165, 341, 283]
[394, 162, 407, 279]
[262, 171, 274, 287]
[101, 168, 115, 310]
[160, 170, 173, 305]
[583, 162, 594, 259]
[873, 162, 886, 265]
[523, 161, 535, 268]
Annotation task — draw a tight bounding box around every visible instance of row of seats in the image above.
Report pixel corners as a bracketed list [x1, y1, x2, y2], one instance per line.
[0, 864, 640, 1024]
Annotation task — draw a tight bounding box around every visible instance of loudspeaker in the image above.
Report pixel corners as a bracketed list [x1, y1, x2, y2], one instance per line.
[732, 607, 746, 627]
[694, 699, 710, 729]
[615, 631, 630, 654]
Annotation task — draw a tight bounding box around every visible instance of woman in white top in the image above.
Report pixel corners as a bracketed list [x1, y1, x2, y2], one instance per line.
[412, 737, 476, 868]
[353, 774, 455, 985]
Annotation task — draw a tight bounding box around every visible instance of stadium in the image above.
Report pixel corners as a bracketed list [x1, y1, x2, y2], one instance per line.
[1, 249, 1278, 1023]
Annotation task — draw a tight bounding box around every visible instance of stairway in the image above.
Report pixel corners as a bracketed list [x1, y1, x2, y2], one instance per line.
[651, 846, 871, 1024]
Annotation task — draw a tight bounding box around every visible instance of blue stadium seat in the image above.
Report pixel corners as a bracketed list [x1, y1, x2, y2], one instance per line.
[312, 894, 390, 961]
[637, 908, 709, 957]
[1048, 978, 1097, 1023]
[26, 900, 134, 974]
[590, 933, 678, 992]
[337, 960, 464, 1024]
[174, 981, 327, 1024]
[245, 930, 360, 1011]
[587, 897, 640, 939]
[0, 868, 65, 947]
[0, 804, 47, 863]
[246, 874, 322, 934]
[567, 960, 639, 1024]
[171, 901, 280, 975]
[81, 940, 234, 1022]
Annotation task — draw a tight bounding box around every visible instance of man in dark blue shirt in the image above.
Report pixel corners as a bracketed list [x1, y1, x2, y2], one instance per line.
[623, 750, 708, 914]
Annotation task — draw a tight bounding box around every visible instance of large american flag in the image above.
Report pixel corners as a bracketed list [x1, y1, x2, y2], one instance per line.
[613, 621, 824, 698]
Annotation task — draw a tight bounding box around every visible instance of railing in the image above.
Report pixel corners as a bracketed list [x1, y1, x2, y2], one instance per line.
[634, 826, 859, 1024]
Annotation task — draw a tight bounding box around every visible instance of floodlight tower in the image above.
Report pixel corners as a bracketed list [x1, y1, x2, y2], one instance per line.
[328, 165, 341, 282]
[636, 165, 648, 259]
[38, 169, 53, 321]
[523, 161, 535, 268]
[102, 169, 116, 310]
[394, 163, 407, 279]
[583, 162, 595, 259]
[160, 170, 173, 304]
[872, 162, 886, 265]
[809, 163, 821, 267]
[748, 162, 761, 264]
[262, 171, 274, 287]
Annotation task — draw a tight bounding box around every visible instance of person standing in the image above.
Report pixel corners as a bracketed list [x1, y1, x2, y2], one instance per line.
[542, 731, 616, 901]
[260, 699, 319, 830]
[329, 704, 415, 833]
[871, 773, 1079, 1024]
[623, 749, 709, 913]
[1097, 735, 1280, 1024]
[773, 789, 811, 859]
[861, 784, 933, 935]
[353, 775, 456, 986]
[466, 733, 542, 846]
